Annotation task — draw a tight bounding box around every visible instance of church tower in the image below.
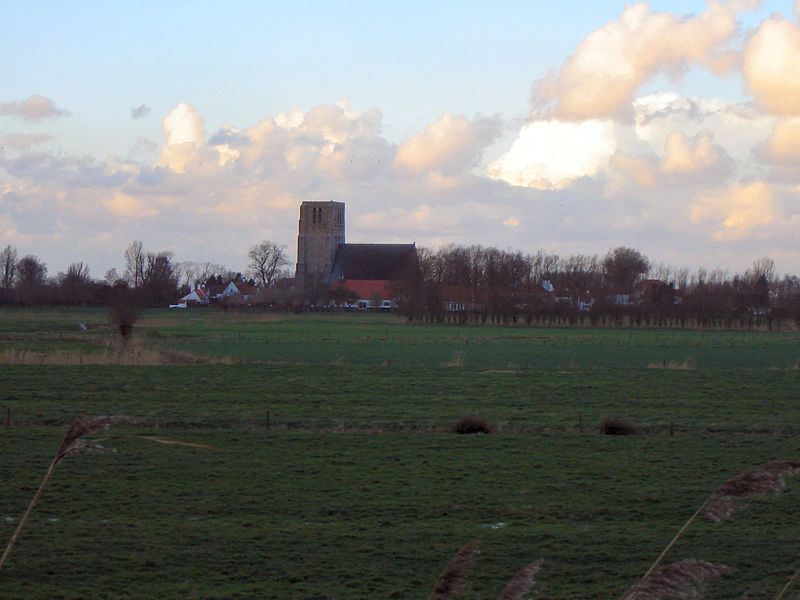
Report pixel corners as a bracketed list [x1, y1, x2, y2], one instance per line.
[295, 200, 345, 283]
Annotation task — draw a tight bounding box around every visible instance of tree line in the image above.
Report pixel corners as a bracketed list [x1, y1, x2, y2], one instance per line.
[391, 245, 800, 329]
[2, 240, 799, 329]
[0, 240, 290, 308]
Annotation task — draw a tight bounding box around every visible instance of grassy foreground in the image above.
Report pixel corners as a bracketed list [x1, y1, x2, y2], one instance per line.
[1, 308, 799, 599]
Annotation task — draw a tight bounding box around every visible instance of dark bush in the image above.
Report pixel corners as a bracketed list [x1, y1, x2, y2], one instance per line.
[455, 414, 491, 434]
[108, 287, 141, 344]
[601, 416, 638, 436]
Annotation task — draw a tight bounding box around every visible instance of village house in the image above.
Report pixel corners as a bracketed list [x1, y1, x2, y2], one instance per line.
[329, 243, 417, 309]
[176, 285, 209, 307]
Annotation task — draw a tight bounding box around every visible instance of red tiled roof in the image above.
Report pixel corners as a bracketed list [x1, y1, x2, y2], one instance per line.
[233, 280, 258, 296]
[333, 279, 393, 299]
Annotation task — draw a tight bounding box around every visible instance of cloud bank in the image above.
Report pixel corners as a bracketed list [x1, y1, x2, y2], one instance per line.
[2, 2, 800, 277]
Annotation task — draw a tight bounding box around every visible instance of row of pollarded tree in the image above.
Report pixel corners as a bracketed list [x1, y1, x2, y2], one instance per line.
[391, 245, 799, 329]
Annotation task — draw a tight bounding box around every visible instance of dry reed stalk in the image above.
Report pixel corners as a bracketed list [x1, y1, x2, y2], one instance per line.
[704, 461, 800, 522]
[0, 345, 216, 366]
[636, 461, 800, 586]
[0, 415, 135, 572]
[496, 559, 543, 600]
[775, 562, 800, 600]
[427, 538, 481, 600]
[623, 559, 730, 600]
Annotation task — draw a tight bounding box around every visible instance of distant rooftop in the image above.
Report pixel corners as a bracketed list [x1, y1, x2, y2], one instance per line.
[329, 244, 417, 281]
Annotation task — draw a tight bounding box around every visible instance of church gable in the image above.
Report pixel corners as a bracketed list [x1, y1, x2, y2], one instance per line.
[329, 244, 417, 282]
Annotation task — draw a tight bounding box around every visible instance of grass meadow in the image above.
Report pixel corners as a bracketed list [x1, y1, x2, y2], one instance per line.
[1, 307, 800, 598]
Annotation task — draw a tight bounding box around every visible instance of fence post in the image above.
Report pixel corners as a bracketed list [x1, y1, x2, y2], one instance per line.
[578, 413, 583, 433]
[265, 410, 270, 431]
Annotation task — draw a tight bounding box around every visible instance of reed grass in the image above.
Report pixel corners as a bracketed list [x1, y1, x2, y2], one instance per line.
[635, 461, 800, 589]
[704, 460, 800, 522]
[775, 561, 800, 600]
[0, 345, 223, 365]
[0, 417, 219, 576]
[495, 559, 543, 600]
[427, 538, 480, 600]
[623, 559, 730, 600]
[0, 416, 134, 572]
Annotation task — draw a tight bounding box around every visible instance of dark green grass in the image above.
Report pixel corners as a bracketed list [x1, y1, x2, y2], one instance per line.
[1, 429, 798, 599]
[160, 313, 800, 370]
[0, 364, 798, 434]
[1, 308, 799, 598]
[2, 307, 800, 369]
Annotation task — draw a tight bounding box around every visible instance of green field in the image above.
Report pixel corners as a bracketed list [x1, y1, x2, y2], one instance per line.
[1, 308, 799, 599]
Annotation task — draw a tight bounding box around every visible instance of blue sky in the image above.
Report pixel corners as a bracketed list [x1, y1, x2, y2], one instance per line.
[2, 1, 800, 281]
[4, 2, 632, 152]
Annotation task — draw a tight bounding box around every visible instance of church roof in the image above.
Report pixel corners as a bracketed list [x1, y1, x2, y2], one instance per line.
[330, 244, 417, 281]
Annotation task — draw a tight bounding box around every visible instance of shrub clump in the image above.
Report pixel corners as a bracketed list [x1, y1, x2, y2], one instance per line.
[455, 414, 491, 434]
[108, 289, 141, 344]
[601, 416, 638, 436]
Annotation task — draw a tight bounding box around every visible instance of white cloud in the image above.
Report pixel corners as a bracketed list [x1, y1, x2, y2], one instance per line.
[0, 134, 54, 151]
[163, 103, 205, 146]
[761, 116, 800, 163]
[633, 93, 773, 165]
[394, 112, 501, 175]
[743, 15, 800, 115]
[0, 95, 69, 121]
[691, 181, 777, 240]
[660, 130, 725, 174]
[488, 119, 618, 189]
[158, 103, 216, 173]
[533, 2, 739, 120]
[2, 75, 800, 278]
[101, 191, 159, 219]
[611, 152, 659, 188]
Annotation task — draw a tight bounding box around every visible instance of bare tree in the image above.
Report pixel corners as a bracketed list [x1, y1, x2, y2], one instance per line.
[247, 241, 288, 287]
[746, 257, 776, 285]
[104, 268, 121, 286]
[1, 245, 17, 289]
[58, 262, 92, 304]
[602, 247, 650, 291]
[175, 261, 202, 289]
[142, 252, 178, 306]
[60, 262, 90, 283]
[198, 262, 227, 284]
[15, 255, 47, 304]
[123, 241, 145, 288]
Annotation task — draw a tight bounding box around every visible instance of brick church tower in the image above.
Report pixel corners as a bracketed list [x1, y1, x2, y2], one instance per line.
[295, 200, 345, 283]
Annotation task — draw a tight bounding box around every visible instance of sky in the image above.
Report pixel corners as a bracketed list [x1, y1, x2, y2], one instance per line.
[2, 0, 800, 280]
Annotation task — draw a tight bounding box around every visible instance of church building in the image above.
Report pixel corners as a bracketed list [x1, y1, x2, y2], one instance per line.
[294, 200, 416, 308]
[294, 200, 345, 283]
